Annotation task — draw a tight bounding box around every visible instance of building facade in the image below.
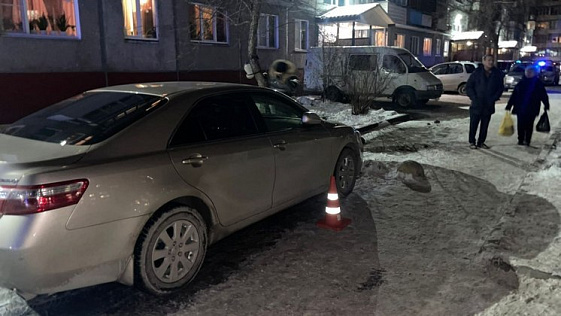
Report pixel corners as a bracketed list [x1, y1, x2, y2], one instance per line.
[0, 0, 318, 123]
[317, 0, 450, 66]
[531, 0, 561, 61]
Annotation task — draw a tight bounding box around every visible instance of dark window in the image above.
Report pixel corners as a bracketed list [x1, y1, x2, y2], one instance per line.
[465, 64, 476, 73]
[349, 54, 377, 71]
[431, 65, 447, 75]
[171, 94, 259, 145]
[449, 64, 463, 74]
[383, 55, 406, 73]
[1, 92, 164, 145]
[251, 93, 305, 132]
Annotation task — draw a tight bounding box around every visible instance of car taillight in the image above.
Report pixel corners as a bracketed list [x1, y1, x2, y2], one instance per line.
[0, 179, 89, 215]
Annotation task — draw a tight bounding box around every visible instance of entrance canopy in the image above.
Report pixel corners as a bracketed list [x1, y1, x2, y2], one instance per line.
[318, 3, 394, 28]
[451, 31, 484, 41]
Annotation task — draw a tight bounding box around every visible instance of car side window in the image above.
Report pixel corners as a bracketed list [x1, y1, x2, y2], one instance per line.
[449, 64, 463, 74]
[170, 94, 259, 146]
[432, 65, 447, 75]
[250, 93, 305, 132]
[382, 55, 406, 74]
[465, 64, 476, 73]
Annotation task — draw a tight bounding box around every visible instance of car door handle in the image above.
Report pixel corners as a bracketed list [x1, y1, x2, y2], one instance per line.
[273, 140, 287, 151]
[182, 154, 209, 166]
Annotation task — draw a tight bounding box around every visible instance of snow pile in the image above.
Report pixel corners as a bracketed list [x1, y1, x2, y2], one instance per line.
[0, 288, 37, 316]
[297, 96, 404, 129]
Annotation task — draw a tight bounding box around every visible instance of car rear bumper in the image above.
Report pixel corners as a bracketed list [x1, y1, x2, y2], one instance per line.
[0, 208, 147, 299]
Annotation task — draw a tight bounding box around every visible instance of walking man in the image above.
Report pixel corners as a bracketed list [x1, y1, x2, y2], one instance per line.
[505, 66, 550, 146]
[466, 55, 505, 149]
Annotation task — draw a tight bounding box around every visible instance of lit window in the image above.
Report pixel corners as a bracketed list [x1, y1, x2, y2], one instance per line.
[411, 36, 419, 55]
[375, 31, 385, 46]
[423, 38, 432, 56]
[122, 0, 157, 39]
[258, 14, 278, 48]
[189, 3, 228, 43]
[295, 19, 308, 51]
[395, 34, 405, 48]
[0, 0, 78, 37]
[444, 40, 449, 57]
[436, 39, 441, 56]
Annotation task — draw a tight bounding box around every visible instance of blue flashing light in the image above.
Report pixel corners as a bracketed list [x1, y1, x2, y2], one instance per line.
[515, 60, 521, 63]
[538, 61, 546, 67]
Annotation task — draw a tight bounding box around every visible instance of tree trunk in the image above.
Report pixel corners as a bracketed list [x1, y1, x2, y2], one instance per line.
[247, 0, 267, 87]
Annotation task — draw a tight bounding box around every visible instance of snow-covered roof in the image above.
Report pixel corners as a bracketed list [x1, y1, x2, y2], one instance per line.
[452, 31, 484, 41]
[318, 3, 394, 28]
[499, 40, 518, 48]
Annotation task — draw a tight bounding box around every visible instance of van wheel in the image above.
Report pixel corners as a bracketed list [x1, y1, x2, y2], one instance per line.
[395, 90, 416, 108]
[458, 83, 467, 95]
[135, 207, 207, 295]
[325, 86, 343, 102]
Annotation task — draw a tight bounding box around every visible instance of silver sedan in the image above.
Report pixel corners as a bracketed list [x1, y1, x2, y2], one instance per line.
[0, 82, 363, 300]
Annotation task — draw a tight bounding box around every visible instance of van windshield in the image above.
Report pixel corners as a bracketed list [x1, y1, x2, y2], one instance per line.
[398, 52, 428, 73]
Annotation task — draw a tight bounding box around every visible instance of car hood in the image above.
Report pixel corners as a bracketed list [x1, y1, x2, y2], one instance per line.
[0, 134, 90, 185]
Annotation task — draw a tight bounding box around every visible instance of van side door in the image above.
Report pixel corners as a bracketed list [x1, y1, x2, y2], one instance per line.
[347, 54, 380, 96]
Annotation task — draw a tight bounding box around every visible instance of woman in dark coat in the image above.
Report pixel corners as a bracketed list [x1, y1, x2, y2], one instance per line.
[506, 66, 550, 146]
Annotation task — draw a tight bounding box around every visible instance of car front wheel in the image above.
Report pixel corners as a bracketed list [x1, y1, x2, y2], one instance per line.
[135, 207, 207, 295]
[334, 148, 359, 197]
[395, 90, 416, 108]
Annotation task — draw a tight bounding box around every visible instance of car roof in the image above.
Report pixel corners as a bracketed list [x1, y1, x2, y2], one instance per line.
[90, 81, 255, 97]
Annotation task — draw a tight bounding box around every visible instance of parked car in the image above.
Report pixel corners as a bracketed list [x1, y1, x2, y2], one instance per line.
[304, 46, 443, 108]
[537, 63, 559, 86]
[0, 82, 363, 300]
[429, 61, 478, 95]
[504, 62, 533, 91]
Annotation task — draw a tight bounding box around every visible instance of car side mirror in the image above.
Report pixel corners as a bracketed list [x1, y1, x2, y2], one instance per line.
[302, 112, 322, 125]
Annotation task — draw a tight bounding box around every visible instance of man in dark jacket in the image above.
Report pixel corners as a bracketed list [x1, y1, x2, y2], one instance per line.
[466, 55, 505, 149]
[506, 66, 550, 146]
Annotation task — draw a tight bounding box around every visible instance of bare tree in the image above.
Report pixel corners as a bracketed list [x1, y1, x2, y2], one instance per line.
[468, 0, 534, 61]
[346, 56, 393, 115]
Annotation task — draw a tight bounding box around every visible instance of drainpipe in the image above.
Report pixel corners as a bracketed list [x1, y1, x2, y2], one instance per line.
[97, 0, 108, 86]
[352, 21, 355, 46]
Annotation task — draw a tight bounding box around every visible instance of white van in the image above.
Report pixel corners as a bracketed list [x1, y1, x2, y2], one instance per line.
[304, 46, 443, 107]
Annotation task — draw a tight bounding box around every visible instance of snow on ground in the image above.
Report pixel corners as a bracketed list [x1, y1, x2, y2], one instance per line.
[297, 95, 404, 129]
[302, 93, 561, 315]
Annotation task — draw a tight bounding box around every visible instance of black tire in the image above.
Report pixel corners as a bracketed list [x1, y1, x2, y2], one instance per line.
[334, 148, 359, 197]
[325, 86, 343, 102]
[394, 90, 416, 108]
[458, 83, 467, 95]
[135, 207, 207, 295]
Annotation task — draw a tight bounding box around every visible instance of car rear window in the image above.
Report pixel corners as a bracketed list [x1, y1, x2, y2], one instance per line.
[1, 92, 165, 145]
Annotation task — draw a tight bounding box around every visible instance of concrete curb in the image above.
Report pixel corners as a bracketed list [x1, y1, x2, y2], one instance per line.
[357, 114, 410, 134]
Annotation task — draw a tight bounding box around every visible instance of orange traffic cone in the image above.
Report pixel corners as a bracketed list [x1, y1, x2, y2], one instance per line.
[316, 176, 351, 231]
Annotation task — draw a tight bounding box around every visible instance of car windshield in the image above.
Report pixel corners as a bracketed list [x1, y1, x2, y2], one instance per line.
[1, 92, 165, 145]
[398, 52, 427, 73]
[509, 64, 530, 73]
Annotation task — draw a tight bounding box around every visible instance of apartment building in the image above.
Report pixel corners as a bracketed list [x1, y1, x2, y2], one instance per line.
[0, 0, 318, 123]
[531, 0, 561, 61]
[317, 0, 449, 66]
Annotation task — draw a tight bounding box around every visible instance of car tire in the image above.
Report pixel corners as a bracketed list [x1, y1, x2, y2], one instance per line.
[395, 90, 416, 108]
[458, 83, 467, 95]
[135, 206, 207, 295]
[325, 86, 343, 102]
[334, 148, 359, 197]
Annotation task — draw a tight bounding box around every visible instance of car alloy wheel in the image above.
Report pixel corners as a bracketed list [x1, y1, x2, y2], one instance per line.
[135, 207, 207, 295]
[334, 148, 358, 197]
[458, 83, 467, 95]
